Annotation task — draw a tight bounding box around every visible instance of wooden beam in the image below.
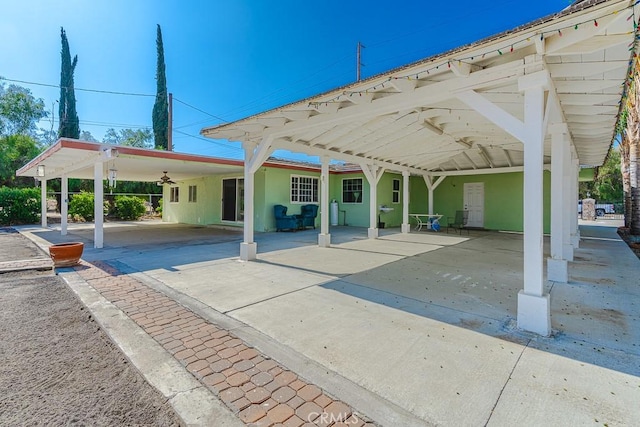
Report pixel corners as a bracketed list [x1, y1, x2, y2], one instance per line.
[246, 136, 274, 174]
[345, 92, 375, 104]
[389, 78, 417, 93]
[543, 12, 623, 56]
[456, 90, 526, 142]
[312, 102, 341, 114]
[262, 58, 531, 140]
[257, 117, 288, 127]
[274, 139, 423, 175]
[280, 110, 312, 120]
[432, 164, 551, 177]
[477, 144, 494, 168]
[462, 151, 477, 169]
[503, 149, 513, 167]
[546, 61, 627, 78]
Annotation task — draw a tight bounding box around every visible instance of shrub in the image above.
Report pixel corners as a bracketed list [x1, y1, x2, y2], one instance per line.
[68, 192, 108, 222]
[113, 195, 146, 220]
[155, 198, 163, 215]
[0, 187, 40, 225]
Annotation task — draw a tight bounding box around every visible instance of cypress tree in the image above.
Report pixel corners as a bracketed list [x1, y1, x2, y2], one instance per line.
[152, 24, 168, 150]
[58, 27, 80, 139]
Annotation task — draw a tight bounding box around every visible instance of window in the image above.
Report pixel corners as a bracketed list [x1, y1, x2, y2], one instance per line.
[392, 179, 400, 204]
[170, 186, 179, 203]
[290, 175, 319, 203]
[342, 178, 363, 204]
[188, 185, 197, 203]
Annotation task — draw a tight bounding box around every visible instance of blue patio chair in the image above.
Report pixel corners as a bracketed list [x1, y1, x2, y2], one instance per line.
[299, 204, 319, 229]
[274, 205, 302, 232]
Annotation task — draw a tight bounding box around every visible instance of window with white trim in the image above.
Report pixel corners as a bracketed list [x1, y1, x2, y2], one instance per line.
[170, 186, 179, 203]
[342, 178, 363, 204]
[188, 185, 197, 203]
[290, 175, 319, 203]
[392, 179, 400, 204]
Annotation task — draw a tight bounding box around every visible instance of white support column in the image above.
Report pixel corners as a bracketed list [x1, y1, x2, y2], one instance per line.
[239, 137, 273, 261]
[361, 164, 385, 239]
[241, 142, 257, 261]
[423, 175, 446, 216]
[61, 175, 68, 236]
[570, 157, 580, 248]
[548, 123, 569, 282]
[456, 70, 551, 336]
[517, 71, 551, 336]
[40, 178, 47, 228]
[562, 144, 574, 261]
[401, 171, 411, 233]
[426, 177, 434, 215]
[318, 156, 331, 247]
[94, 162, 104, 249]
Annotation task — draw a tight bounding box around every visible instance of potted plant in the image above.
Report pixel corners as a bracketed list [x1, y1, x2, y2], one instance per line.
[49, 242, 84, 267]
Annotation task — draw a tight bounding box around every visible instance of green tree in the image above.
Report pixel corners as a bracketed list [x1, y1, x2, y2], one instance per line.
[152, 24, 168, 150]
[58, 27, 79, 139]
[0, 134, 42, 187]
[79, 130, 98, 142]
[594, 147, 623, 202]
[0, 81, 47, 137]
[103, 127, 153, 148]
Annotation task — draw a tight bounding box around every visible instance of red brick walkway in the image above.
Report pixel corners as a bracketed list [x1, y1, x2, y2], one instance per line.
[75, 261, 375, 427]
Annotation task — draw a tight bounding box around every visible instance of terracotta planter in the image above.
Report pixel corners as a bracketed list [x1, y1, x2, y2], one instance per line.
[49, 242, 84, 267]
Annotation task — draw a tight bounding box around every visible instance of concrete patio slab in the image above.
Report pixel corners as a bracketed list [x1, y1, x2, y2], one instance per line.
[488, 345, 640, 426]
[19, 219, 640, 426]
[229, 283, 524, 425]
[143, 256, 336, 314]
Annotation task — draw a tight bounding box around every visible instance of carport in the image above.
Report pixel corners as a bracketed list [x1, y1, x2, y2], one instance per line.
[202, 0, 639, 335]
[16, 139, 245, 248]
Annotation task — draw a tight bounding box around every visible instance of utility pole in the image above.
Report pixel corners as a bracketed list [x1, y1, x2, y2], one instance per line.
[356, 41, 365, 82]
[168, 92, 173, 151]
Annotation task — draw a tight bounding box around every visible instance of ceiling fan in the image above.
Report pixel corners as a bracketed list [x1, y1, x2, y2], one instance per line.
[157, 171, 176, 185]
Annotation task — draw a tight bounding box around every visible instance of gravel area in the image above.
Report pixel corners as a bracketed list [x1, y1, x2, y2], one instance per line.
[0, 230, 181, 426]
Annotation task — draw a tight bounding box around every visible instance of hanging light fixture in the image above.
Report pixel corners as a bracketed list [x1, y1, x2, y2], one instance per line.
[108, 168, 118, 188]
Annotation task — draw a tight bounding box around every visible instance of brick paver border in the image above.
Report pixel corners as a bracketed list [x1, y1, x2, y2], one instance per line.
[74, 260, 375, 427]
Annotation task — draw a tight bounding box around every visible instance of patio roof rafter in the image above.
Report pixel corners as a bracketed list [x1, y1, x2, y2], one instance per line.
[199, 0, 639, 336]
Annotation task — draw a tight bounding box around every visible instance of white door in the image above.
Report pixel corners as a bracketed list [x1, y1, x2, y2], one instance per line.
[464, 182, 484, 228]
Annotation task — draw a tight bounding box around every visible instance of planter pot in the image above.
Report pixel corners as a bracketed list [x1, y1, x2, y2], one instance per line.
[49, 242, 84, 267]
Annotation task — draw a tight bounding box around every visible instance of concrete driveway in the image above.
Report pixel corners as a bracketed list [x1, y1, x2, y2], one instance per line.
[21, 219, 640, 426]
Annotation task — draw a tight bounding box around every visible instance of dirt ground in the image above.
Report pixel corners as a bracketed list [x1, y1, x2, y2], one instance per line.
[0, 230, 181, 426]
[617, 226, 640, 260]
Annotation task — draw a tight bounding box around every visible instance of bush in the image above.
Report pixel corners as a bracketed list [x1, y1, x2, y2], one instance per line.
[113, 195, 146, 220]
[0, 187, 40, 225]
[155, 198, 163, 215]
[69, 192, 108, 222]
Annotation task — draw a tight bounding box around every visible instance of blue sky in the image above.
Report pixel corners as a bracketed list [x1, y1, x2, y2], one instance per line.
[1, 0, 570, 160]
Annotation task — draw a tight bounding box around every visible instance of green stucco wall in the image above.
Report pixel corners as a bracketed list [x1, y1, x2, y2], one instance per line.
[326, 172, 406, 228]
[164, 166, 551, 234]
[262, 167, 321, 232]
[162, 175, 220, 225]
[408, 171, 551, 233]
[578, 167, 595, 182]
[330, 172, 369, 227]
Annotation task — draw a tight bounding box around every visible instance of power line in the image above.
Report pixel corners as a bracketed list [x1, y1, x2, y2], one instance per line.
[173, 129, 242, 152]
[173, 97, 227, 123]
[47, 117, 151, 130]
[0, 77, 155, 97]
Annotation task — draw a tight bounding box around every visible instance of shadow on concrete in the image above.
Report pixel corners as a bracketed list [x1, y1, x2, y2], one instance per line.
[23, 220, 640, 376]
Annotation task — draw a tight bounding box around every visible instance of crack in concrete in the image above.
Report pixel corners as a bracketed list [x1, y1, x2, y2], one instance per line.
[482, 337, 531, 427]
